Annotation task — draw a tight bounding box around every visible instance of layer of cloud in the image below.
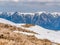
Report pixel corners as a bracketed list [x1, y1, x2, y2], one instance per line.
[20, 0, 60, 2]
[22, 0, 54, 2]
[0, 0, 19, 2]
[0, 0, 60, 2]
[0, 0, 60, 12]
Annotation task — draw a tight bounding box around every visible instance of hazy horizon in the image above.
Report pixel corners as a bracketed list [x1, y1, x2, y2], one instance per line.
[0, 0, 60, 12]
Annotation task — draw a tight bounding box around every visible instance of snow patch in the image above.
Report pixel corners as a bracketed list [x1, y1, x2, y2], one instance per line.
[24, 25, 60, 43]
[13, 31, 35, 35]
[0, 18, 16, 26]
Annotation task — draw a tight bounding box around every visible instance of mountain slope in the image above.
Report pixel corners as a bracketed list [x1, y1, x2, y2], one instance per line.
[0, 18, 16, 25]
[0, 18, 60, 44]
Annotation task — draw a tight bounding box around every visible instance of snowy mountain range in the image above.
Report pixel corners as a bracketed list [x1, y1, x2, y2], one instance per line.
[0, 12, 60, 30]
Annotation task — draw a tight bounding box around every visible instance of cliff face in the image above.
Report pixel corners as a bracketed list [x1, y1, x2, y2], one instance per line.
[0, 23, 59, 45]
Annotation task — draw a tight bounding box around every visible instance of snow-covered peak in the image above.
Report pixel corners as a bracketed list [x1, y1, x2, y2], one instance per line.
[0, 12, 15, 16]
[0, 12, 60, 16]
[7, 12, 15, 15]
[15, 12, 60, 16]
[51, 12, 60, 15]
[51, 12, 60, 17]
[35, 11, 48, 15]
[20, 12, 35, 15]
[18, 11, 48, 15]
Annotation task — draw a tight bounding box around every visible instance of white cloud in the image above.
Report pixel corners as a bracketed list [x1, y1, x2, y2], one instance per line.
[19, 0, 60, 2]
[0, 0, 19, 2]
[0, 0, 8, 1]
[0, 0, 60, 3]
[13, 0, 19, 2]
[24, 0, 54, 2]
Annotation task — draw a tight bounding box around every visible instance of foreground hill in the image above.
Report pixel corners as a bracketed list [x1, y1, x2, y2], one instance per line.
[0, 23, 59, 45]
[0, 18, 59, 45]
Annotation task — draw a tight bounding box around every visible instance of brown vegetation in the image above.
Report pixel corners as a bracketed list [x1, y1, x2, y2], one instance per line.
[0, 29, 52, 45]
[21, 24, 35, 28]
[0, 23, 59, 45]
[0, 23, 37, 34]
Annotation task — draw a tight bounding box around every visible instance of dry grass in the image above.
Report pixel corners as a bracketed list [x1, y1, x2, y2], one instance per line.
[21, 24, 35, 28]
[0, 29, 53, 45]
[0, 23, 59, 45]
[0, 23, 37, 34]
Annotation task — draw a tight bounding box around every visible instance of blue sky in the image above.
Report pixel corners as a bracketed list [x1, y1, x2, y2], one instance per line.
[0, 0, 60, 12]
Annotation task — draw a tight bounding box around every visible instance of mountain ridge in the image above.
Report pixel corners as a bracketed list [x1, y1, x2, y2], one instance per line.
[0, 12, 60, 30]
[0, 11, 60, 15]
